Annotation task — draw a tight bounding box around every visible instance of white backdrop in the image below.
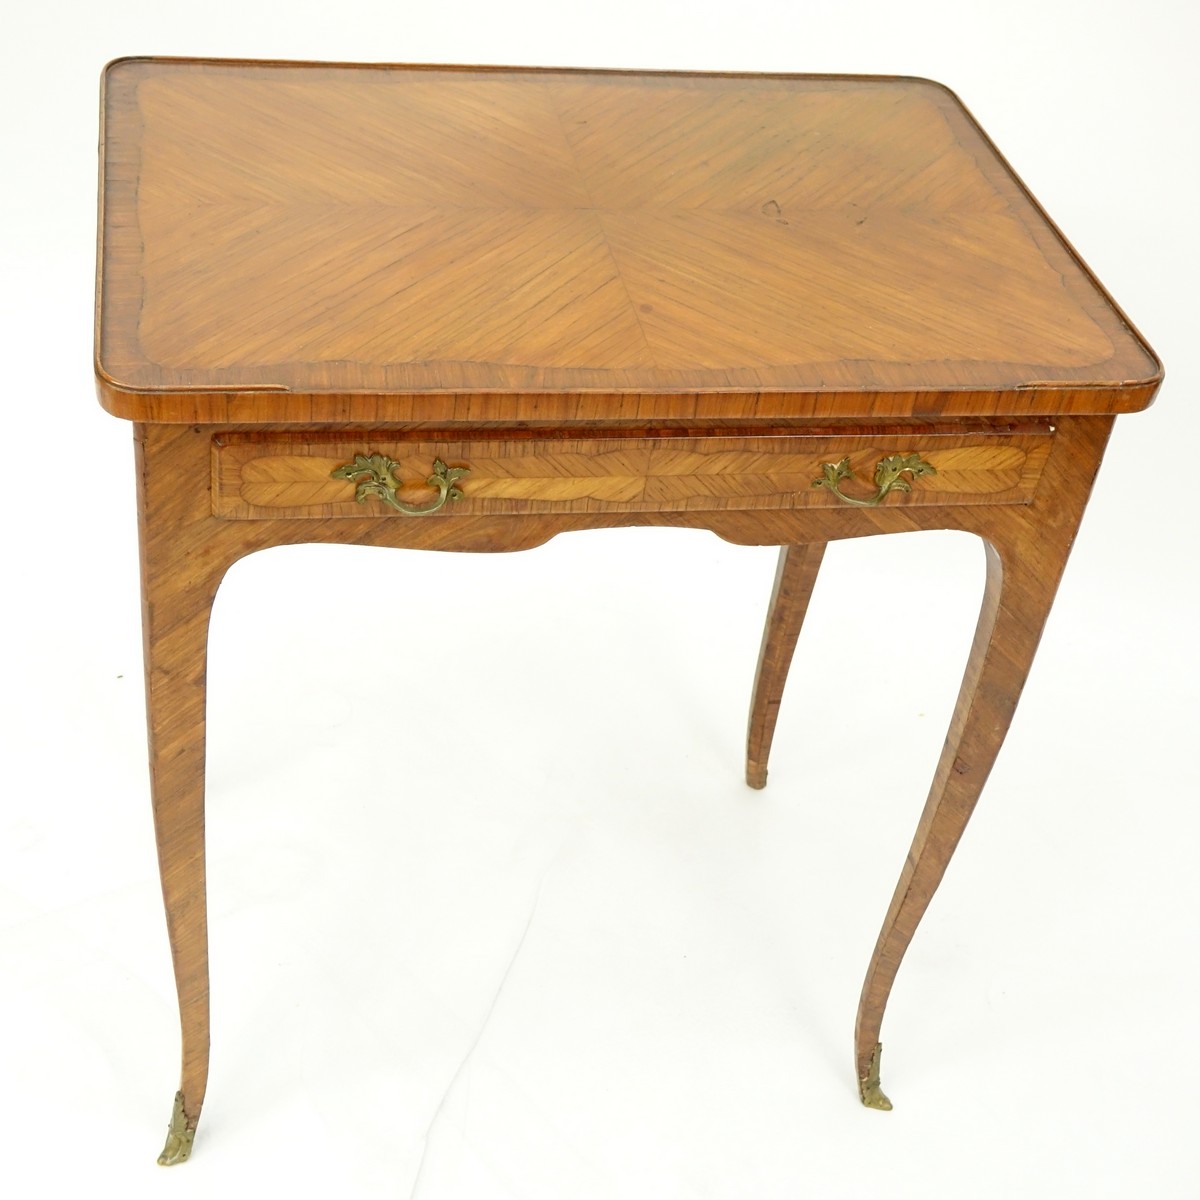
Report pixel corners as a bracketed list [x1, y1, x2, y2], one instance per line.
[2, 2, 1197, 1197]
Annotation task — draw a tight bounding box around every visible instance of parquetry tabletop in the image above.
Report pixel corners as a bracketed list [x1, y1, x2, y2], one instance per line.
[96, 59, 1159, 423]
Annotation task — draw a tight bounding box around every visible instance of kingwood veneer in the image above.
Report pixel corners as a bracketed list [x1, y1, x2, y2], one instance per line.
[94, 57, 1162, 1164]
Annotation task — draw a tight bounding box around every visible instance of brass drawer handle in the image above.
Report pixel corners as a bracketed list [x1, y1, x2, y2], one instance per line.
[812, 453, 936, 507]
[331, 454, 469, 515]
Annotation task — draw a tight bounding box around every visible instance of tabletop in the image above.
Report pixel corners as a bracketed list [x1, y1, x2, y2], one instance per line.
[95, 59, 1160, 424]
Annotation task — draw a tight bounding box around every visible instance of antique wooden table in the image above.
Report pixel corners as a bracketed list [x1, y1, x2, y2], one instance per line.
[95, 58, 1161, 1164]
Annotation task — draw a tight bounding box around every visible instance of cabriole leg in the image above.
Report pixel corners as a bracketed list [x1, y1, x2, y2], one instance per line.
[136, 425, 232, 1164]
[855, 532, 1074, 1107]
[746, 542, 827, 788]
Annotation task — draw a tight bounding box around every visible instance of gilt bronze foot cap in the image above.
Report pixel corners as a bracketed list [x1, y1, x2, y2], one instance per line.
[858, 1043, 893, 1111]
[157, 1092, 197, 1165]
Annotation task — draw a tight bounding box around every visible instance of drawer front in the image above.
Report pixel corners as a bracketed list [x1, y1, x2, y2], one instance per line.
[212, 429, 1054, 520]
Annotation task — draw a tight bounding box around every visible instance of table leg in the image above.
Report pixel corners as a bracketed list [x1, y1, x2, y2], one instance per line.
[853, 515, 1087, 1109]
[746, 542, 827, 788]
[135, 427, 231, 1164]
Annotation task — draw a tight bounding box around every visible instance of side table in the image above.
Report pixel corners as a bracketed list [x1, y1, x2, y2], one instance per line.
[95, 58, 1162, 1164]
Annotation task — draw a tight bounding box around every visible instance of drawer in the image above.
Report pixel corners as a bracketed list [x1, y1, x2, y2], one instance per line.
[211, 427, 1054, 520]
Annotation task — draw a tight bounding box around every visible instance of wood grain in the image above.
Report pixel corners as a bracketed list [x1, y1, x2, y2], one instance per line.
[96, 59, 1161, 422]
